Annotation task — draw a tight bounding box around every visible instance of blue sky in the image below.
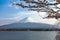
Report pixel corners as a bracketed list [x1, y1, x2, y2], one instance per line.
[0, 0, 29, 18]
[0, 0, 58, 26]
[0, 0, 21, 18]
[0, 0, 54, 18]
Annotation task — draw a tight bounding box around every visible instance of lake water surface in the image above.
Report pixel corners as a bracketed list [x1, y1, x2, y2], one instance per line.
[0, 31, 57, 40]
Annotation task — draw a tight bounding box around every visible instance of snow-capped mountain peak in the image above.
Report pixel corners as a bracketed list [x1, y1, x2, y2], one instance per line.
[20, 17, 35, 23]
[18, 17, 59, 25]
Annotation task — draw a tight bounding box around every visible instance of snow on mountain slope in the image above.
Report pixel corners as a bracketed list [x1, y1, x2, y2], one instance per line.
[20, 17, 37, 23]
[19, 17, 59, 25]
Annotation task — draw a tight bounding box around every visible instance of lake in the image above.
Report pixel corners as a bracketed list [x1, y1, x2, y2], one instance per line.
[0, 31, 57, 40]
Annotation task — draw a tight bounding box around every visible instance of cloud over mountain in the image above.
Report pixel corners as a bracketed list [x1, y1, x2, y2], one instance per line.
[0, 11, 59, 26]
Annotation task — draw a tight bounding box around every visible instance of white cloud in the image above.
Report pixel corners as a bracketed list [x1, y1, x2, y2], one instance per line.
[0, 11, 59, 26]
[17, 11, 37, 14]
[35, 18, 59, 25]
[16, 11, 59, 25]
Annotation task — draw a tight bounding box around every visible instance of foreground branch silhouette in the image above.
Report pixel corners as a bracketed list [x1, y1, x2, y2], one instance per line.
[11, 0, 60, 19]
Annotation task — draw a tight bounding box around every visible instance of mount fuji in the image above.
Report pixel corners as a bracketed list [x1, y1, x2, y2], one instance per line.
[0, 17, 57, 29]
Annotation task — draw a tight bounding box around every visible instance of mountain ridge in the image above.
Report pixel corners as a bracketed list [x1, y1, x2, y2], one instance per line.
[0, 22, 56, 29]
[0, 17, 58, 29]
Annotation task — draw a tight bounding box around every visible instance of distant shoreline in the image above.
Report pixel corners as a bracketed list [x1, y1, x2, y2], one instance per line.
[0, 28, 60, 31]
